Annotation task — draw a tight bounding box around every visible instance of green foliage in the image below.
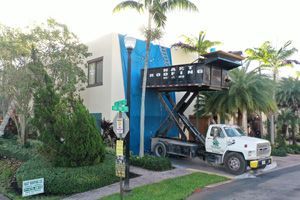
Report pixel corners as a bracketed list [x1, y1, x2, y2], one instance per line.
[172, 31, 221, 56]
[33, 78, 105, 167]
[102, 172, 228, 200]
[130, 155, 172, 171]
[0, 19, 91, 146]
[16, 153, 118, 195]
[0, 138, 39, 161]
[286, 145, 300, 154]
[203, 66, 276, 119]
[271, 147, 287, 157]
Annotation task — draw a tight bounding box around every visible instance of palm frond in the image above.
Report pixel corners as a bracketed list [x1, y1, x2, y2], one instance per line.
[162, 0, 198, 12]
[113, 1, 144, 13]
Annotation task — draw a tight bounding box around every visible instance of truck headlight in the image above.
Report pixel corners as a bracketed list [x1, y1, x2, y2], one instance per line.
[248, 150, 256, 157]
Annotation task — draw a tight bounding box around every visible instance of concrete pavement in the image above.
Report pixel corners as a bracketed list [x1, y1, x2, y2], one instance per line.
[63, 154, 300, 200]
[0, 194, 9, 200]
[188, 164, 300, 200]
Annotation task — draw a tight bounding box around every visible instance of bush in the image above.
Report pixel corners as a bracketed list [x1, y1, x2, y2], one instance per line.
[33, 77, 105, 167]
[0, 138, 39, 161]
[16, 153, 119, 195]
[271, 147, 287, 157]
[130, 155, 172, 171]
[286, 144, 300, 154]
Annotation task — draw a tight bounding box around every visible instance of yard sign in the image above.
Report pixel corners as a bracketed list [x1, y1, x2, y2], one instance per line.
[22, 178, 44, 197]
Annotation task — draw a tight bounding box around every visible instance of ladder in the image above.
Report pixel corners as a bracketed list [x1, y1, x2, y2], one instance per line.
[159, 46, 171, 66]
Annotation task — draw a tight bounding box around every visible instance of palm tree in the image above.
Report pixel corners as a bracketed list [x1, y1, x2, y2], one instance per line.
[204, 65, 276, 131]
[276, 78, 300, 145]
[113, 0, 198, 156]
[172, 31, 221, 57]
[245, 41, 298, 144]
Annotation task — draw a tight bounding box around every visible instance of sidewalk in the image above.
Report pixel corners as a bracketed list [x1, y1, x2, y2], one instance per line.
[64, 154, 300, 200]
[0, 194, 9, 200]
[64, 166, 193, 200]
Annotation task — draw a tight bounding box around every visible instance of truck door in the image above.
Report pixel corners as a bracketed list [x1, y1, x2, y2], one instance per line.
[206, 126, 227, 154]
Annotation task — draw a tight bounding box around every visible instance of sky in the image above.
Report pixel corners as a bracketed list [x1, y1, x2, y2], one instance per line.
[0, 0, 299, 77]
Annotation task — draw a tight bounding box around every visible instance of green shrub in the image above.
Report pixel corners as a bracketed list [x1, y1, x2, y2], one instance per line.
[271, 147, 287, 157]
[0, 138, 39, 161]
[286, 144, 300, 154]
[33, 77, 105, 167]
[16, 153, 118, 195]
[130, 155, 172, 171]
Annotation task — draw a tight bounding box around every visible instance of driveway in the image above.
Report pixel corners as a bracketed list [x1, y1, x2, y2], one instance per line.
[187, 164, 300, 200]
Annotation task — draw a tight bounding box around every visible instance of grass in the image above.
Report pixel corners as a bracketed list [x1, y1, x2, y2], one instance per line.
[0, 137, 40, 161]
[101, 172, 228, 200]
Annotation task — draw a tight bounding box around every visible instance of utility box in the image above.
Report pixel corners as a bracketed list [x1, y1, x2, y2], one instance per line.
[143, 51, 244, 91]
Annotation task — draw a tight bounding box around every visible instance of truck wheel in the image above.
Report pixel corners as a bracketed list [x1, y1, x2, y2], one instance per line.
[224, 152, 246, 175]
[154, 142, 167, 157]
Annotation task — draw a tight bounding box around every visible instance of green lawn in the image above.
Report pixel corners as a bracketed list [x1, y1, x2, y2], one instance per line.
[101, 172, 229, 200]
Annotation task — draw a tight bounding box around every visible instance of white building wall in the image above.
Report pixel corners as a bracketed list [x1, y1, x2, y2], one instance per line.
[171, 48, 198, 117]
[110, 33, 125, 120]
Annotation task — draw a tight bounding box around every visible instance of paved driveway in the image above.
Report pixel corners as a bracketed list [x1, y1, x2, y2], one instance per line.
[187, 164, 300, 200]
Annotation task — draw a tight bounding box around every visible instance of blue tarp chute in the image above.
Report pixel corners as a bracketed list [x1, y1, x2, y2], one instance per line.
[118, 34, 176, 155]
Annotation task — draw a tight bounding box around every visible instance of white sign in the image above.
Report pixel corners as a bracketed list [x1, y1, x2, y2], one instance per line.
[113, 113, 129, 138]
[116, 118, 124, 134]
[22, 178, 44, 197]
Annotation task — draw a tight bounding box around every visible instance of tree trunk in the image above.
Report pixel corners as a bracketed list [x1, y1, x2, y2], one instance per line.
[237, 110, 242, 127]
[242, 109, 248, 134]
[139, 12, 152, 157]
[270, 70, 277, 145]
[19, 114, 27, 146]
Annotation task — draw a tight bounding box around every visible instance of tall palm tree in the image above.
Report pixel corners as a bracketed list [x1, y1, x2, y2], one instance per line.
[172, 31, 221, 57]
[276, 78, 300, 145]
[245, 41, 298, 144]
[204, 66, 276, 131]
[113, 0, 198, 156]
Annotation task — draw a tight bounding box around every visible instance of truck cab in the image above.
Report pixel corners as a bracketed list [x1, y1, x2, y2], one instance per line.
[205, 124, 272, 174]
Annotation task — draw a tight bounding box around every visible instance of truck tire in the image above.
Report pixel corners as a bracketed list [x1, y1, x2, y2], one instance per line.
[154, 142, 167, 157]
[224, 152, 246, 175]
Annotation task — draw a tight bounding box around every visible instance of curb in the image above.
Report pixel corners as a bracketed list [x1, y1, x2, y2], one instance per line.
[185, 168, 234, 179]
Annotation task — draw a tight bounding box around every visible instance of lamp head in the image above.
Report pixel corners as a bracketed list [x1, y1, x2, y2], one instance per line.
[124, 35, 136, 50]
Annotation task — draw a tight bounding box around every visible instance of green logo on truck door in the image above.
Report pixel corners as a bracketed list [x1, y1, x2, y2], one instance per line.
[213, 138, 219, 147]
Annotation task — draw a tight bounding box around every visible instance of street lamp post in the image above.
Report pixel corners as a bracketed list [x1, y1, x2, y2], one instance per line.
[124, 35, 136, 191]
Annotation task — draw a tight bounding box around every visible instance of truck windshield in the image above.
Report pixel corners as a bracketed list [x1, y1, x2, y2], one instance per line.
[224, 127, 246, 137]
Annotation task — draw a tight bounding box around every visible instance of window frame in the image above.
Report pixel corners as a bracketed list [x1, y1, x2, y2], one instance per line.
[87, 57, 103, 87]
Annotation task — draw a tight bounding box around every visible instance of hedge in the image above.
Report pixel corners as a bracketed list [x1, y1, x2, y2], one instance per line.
[271, 147, 287, 157]
[286, 144, 300, 154]
[16, 152, 119, 195]
[130, 155, 172, 171]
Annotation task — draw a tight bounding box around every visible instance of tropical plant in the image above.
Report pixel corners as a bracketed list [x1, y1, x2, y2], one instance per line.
[113, 0, 198, 156]
[245, 41, 298, 144]
[172, 31, 221, 57]
[203, 65, 276, 130]
[276, 78, 300, 145]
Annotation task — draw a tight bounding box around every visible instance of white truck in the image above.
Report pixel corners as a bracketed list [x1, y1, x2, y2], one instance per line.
[151, 124, 272, 175]
[145, 51, 272, 175]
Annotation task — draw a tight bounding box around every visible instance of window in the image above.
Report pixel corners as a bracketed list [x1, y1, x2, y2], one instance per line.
[210, 127, 225, 138]
[88, 57, 103, 86]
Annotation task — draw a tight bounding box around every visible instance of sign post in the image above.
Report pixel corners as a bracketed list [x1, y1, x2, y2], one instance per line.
[112, 100, 130, 199]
